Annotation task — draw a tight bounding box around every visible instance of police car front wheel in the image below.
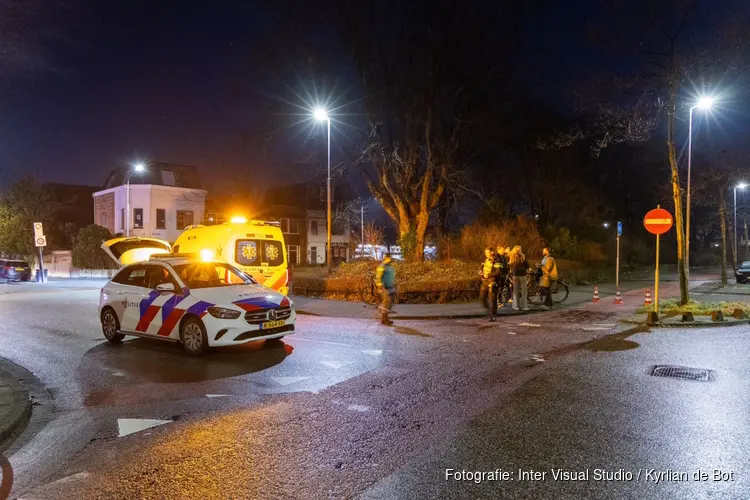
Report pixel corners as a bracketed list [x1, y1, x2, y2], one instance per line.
[101, 308, 125, 343]
[180, 317, 209, 355]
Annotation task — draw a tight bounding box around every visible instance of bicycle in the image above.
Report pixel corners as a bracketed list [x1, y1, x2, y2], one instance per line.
[527, 269, 570, 305]
[360, 268, 380, 305]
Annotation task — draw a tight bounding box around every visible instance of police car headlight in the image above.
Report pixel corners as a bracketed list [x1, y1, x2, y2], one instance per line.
[207, 307, 242, 319]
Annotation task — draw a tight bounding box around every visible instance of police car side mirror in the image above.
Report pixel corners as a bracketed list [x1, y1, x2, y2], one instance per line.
[156, 283, 175, 292]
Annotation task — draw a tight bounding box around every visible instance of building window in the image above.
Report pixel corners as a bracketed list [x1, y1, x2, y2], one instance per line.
[120, 208, 125, 232]
[156, 209, 166, 229]
[176, 210, 194, 230]
[133, 208, 144, 229]
[287, 245, 300, 265]
[289, 219, 299, 234]
[161, 170, 176, 186]
[280, 218, 289, 233]
[311, 220, 318, 235]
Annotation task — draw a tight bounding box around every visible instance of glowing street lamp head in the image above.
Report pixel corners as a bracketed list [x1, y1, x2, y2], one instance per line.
[696, 96, 714, 110]
[737, 183, 748, 190]
[603, 222, 610, 229]
[134, 162, 145, 172]
[313, 108, 329, 121]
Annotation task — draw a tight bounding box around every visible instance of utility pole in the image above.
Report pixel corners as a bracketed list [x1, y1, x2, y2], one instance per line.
[361, 204, 364, 257]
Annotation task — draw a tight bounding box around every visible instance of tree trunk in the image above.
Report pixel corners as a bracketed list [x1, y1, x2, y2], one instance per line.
[719, 193, 728, 286]
[666, 85, 689, 304]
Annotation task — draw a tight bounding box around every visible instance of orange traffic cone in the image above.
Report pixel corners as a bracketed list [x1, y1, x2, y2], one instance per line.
[614, 289, 623, 304]
[644, 288, 652, 306]
[592, 285, 600, 302]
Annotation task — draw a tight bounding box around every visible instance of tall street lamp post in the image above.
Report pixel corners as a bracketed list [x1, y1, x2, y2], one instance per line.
[126, 163, 145, 237]
[314, 108, 332, 273]
[686, 95, 714, 277]
[735, 183, 747, 267]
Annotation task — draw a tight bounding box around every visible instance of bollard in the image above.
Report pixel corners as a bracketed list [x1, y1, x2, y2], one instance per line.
[711, 311, 725, 322]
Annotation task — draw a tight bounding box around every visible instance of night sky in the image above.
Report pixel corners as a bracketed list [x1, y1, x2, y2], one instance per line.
[1, 0, 748, 193]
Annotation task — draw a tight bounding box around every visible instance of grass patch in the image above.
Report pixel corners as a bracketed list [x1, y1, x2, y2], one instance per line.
[635, 299, 750, 316]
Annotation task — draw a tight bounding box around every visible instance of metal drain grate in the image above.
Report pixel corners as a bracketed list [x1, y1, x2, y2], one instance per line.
[650, 365, 713, 382]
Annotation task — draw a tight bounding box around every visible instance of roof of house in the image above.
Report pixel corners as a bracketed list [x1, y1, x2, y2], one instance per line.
[102, 162, 202, 190]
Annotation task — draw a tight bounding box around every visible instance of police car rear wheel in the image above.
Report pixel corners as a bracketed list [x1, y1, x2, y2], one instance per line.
[101, 308, 124, 343]
[180, 317, 208, 355]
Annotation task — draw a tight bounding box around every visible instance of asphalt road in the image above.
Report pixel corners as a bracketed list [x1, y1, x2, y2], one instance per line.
[0, 278, 746, 499]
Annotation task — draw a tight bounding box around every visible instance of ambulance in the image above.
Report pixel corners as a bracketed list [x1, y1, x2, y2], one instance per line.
[101, 218, 289, 295]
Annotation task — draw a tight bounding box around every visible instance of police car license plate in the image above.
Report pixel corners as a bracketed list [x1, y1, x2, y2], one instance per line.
[15, 268, 24, 271]
[261, 319, 285, 329]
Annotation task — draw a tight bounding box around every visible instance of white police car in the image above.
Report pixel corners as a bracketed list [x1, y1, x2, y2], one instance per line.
[98, 239, 295, 355]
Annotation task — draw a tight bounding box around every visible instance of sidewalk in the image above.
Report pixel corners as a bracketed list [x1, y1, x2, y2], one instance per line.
[292, 277, 721, 320]
[0, 358, 31, 453]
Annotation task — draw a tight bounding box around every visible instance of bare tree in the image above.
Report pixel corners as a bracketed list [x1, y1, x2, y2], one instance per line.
[363, 222, 384, 259]
[538, 0, 750, 304]
[333, 0, 532, 261]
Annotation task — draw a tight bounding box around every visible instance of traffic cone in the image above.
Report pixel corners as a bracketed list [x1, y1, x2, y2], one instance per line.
[614, 289, 623, 304]
[644, 288, 652, 306]
[592, 285, 600, 302]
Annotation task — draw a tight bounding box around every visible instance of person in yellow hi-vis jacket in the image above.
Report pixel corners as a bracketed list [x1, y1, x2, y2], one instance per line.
[376, 253, 396, 325]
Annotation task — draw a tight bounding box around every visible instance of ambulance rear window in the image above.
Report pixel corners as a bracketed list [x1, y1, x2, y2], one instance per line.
[235, 239, 284, 267]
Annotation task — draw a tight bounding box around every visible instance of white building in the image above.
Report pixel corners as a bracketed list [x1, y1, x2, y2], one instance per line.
[93, 163, 207, 242]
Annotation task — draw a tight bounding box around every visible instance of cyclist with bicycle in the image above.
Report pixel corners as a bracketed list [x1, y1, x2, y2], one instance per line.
[539, 247, 558, 307]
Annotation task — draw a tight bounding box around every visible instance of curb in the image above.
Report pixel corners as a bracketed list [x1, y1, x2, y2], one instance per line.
[296, 308, 538, 320]
[619, 317, 750, 329]
[0, 361, 31, 453]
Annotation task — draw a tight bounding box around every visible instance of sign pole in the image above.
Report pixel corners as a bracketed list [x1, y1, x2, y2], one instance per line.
[654, 233, 660, 312]
[37, 246, 45, 283]
[616, 234, 620, 290]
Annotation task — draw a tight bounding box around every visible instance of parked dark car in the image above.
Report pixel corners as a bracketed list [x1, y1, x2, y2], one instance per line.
[0, 259, 32, 283]
[735, 261, 750, 284]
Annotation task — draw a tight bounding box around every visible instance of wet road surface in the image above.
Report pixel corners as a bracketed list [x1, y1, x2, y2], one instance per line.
[0, 280, 746, 498]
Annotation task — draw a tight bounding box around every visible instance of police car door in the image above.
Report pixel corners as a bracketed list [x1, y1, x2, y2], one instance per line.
[115, 264, 150, 332]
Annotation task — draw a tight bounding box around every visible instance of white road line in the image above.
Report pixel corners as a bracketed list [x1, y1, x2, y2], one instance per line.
[507, 332, 517, 335]
[518, 322, 541, 327]
[362, 349, 383, 356]
[286, 337, 358, 347]
[346, 404, 370, 412]
[270, 376, 310, 386]
[321, 360, 354, 369]
[117, 418, 172, 437]
[206, 394, 229, 398]
[592, 323, 617, 327]
[582, 327, 613, 331]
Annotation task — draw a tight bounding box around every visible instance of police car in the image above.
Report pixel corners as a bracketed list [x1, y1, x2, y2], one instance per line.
[98, 244, 295, 355]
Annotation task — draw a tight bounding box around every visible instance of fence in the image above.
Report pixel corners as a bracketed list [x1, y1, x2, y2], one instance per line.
[69, 268, 118, 279]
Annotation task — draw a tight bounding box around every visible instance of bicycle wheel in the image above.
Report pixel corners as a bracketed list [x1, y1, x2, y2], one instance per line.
[498, 283, 512, 306]
[551, 280, 569, 303]
[525, 279, 540, 304]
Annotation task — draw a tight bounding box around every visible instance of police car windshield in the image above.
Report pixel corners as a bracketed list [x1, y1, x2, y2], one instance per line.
[172, 262, 257, 289]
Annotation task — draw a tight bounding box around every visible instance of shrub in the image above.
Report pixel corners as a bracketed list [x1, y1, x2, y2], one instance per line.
[72, 224, 117, 269]
[453, 216, 545, 262]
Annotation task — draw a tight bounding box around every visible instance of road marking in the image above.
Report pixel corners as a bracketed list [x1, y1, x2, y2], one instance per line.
[592, 323, 616, 327]
[362, 349, 383, 356]
[286, 337, 356, 347]
[530, 354, 546, 362]
[206, 394, 229, 398]
[321, 360, 353, 369]
[582, 327, 613, 331]
[117, 418, 172, 437]
[347, 404, 370, 412]
[270, 376, 310, 386]
[507, 331, 517, 335]
[518, 322, 541, 327]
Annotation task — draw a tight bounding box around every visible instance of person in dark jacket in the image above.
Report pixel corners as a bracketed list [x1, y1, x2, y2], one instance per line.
[509, 245, 530, 311]
[479, 247, 502, 321]
[376, 253, 396, 325]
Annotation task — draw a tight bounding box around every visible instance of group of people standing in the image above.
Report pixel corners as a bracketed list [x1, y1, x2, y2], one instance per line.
[479, 245, 558, 322]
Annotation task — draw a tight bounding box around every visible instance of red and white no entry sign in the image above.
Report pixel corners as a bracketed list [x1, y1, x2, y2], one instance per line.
[643, 208, 673, 235]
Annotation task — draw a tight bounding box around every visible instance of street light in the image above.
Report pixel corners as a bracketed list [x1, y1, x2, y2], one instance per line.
[126, 162, 146, 237]
[313, 107, 332, 273]
[602, 222, 610, 229]
[686, 95, 715, 277]
[735, 183, 747, 267]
